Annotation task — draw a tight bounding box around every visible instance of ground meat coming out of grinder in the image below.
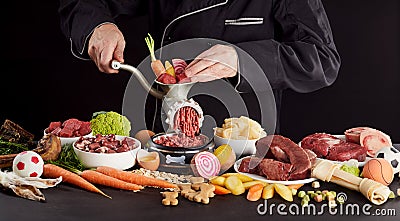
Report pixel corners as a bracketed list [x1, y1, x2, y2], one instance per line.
[174, 106, 200, 137]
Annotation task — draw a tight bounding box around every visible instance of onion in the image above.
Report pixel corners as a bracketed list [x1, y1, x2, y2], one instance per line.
[191, 151, 221, 179]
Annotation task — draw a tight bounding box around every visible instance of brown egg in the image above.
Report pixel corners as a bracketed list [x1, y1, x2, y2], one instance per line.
[136, 149, 160, 171]
[134, 130, 155, 146]
[362, 158, 394, 186]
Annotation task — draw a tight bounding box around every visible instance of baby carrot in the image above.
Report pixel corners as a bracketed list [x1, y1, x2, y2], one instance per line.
[247, 183, 264, 201]
[96, 166, 178, 189]
[80, 170, 144, 191]
[287, 183, 304, 190]
[211, 184, 231, 195]
[42, 164, 111, 199]
[145, 33, 165, 77]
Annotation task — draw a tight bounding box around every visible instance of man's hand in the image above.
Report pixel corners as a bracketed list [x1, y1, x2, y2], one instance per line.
[185, 44, 238, 82]
[88, 23, 125, 73]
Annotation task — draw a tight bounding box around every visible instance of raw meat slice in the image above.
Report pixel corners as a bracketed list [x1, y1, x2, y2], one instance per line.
[359, 129, 392, 157]
[304, 149, 317, 165]
[270, 145, 289, 163]
[300, 132, 367, 162]
[327, 142, 367, 162]
[258, 158, 292, 181]
[257, 135, 311, 178]
[59, 127, 74, 137]
[78, 122, 92, 136]
[62, 118, 82, 131]
[48, 122, 61, 133]
[157, 73, 177, 84]
[300, 133, 343, 157]
[238, 157, 263, 176]
[344, 127, 370, 143]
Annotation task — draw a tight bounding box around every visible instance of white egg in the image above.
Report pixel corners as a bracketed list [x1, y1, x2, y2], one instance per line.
[12, 151, 44, 178]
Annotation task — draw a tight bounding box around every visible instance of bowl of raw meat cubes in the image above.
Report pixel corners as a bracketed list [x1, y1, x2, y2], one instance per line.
[44, 118, 93, 146]
[73, 134, 140, 170]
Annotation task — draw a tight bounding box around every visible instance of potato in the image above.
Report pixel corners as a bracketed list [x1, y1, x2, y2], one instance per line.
[221, 173, 253, 182]
[243, 181, 268, 190]
[274, 184, 293, 202]
[224, 175, 245, 195]
[262, 184, 275, 199]
[209, 176, 226, 186]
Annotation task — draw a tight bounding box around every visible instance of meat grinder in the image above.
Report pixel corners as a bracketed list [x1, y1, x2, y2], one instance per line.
[111, 60, 204, 134]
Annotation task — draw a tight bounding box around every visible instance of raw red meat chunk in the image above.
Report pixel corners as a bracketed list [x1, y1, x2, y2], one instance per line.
[46, 118, 91, 137]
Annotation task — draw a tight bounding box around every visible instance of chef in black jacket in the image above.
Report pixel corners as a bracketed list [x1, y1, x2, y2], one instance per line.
[59, 0, 340, 133]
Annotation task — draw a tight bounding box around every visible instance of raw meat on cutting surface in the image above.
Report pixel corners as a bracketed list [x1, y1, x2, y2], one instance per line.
[300, 133, 367, 162]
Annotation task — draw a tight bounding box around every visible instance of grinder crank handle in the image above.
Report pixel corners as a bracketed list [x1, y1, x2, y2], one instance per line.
[111, 60, 165, 99]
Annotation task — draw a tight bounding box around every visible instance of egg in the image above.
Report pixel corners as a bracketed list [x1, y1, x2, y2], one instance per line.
[136, 149, 160, 171]
[362, 158, 394, 186]
[134, 130, 155, 146]
[12, 151, 44, 178]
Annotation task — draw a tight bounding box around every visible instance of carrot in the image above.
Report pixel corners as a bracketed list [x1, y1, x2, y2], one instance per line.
[211, 184, 231, 195]
[96, 166, 178, 189]
[145, 33, 165, 77]
[79, 170, 143, 191]
[42, 164, 111, 199]
[246, 183, 264, 201]
[287, 183, 304, 190]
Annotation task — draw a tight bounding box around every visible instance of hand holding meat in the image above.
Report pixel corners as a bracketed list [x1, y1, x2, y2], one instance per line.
[185, 44, 238, 82]
[88, 23, 126, 74]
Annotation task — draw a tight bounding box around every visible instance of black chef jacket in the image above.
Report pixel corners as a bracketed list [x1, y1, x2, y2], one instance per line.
[59, 0, 341, 133]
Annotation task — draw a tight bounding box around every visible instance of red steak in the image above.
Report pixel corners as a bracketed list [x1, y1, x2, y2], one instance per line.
[300, 133, 367, 162]
[300, 133, 343, 157]
[258, 158, 293, 181]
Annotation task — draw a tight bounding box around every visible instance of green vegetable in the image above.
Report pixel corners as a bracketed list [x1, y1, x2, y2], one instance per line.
[0, 140, 29, 155]
[297, 190, 306, 198]
[340, 164, 360, 177]
[47, 143, 85, 173]
[90, 111, 131, 136]
[388, 191, 395, 199]
[301, 198, 309, 207]
[145, 33, 156, 62]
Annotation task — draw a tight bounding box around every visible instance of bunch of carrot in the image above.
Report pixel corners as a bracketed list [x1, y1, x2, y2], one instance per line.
[42, 164, 178, 199]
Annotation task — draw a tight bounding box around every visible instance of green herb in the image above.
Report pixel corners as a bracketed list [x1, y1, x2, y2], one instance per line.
[47, 143, 85, 173]
[145, 33, 156, 62]
[0, 140, 29, 154]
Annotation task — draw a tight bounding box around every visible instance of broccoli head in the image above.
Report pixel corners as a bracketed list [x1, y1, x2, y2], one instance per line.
[90, 111, 131, 136]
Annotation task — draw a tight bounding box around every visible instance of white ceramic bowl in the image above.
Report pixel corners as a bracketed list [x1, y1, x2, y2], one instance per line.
[73, 135, 141, 170]
[214, 134, 259, 157]
[44, 129, 92, 146]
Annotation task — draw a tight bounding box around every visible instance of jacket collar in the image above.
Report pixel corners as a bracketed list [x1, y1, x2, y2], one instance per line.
[161, 0, 229, 46]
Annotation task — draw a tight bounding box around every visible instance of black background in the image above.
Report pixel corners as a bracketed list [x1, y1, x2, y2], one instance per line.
[0, 0, 399, 143]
